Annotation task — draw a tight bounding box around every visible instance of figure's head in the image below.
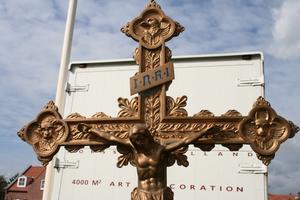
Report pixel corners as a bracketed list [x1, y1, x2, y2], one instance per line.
[140, 18, 159, 28]
[253, 111, 271, 139]
[147, 18, 159, 26]
[40, 118, 56, 139]
[129, 124, 153, 147]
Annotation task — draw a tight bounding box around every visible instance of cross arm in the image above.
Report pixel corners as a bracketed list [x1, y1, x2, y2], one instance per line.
[17, 101, 140, 165]
[77, 123, 132, 147]
[164, 125, 216, 152]
[17, 95, 299, 167]
[158, 95, 299, 165]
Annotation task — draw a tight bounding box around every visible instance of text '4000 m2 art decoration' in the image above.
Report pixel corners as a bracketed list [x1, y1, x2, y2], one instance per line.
[18, 1, 299, 200]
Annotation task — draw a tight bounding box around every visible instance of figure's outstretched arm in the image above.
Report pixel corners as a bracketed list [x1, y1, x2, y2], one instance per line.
[164, 126, 214, 152]
[77, 123, 131, 146]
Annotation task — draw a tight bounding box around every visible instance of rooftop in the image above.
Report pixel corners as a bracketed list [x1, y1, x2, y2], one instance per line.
[6, 165, 45, 192]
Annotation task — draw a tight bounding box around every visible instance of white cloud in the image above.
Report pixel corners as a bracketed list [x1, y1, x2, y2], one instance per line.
[271, 0, 300, 59]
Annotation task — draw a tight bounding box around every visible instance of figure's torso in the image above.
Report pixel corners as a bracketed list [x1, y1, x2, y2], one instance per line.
[135, 146, 167, 191]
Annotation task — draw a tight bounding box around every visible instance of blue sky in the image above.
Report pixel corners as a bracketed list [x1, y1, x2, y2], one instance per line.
[0, 0, 299, 195]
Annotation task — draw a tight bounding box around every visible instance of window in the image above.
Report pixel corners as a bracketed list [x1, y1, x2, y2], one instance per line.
[40, 179, 45, 190]
[17, 176, 27, 187]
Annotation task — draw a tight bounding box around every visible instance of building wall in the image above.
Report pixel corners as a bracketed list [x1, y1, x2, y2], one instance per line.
[27, 173, 44, 200]
[5, 166, 45, 200]
[5, 191, 28, 200]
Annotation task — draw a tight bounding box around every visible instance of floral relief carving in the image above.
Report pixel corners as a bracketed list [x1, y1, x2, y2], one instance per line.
[140, 17, 171, 48]
[221, 144, 243, 151]
[166, 96, 188, 117]
[173, 21, 185, 37]
[94, 124, 133, 139]
[165, 47, 172, 62]
[67, 112, 112, 141]
[22, 101, 68, 165]
[218, 122, 239, 134]
[201, 124, 238, 140]
[193, 110, 214, 117]
[253, 96, 270, 107]
[71, 123, 132, 143]
[69, 124, 90, 140]
[158, 123, 210, 138]
[133, 47, 172, 71]
[146, 0, 161, 9]
[145, 91, 161, 135]
[65, 145, 84, 153]
[121, 0, 184, 49]
[90, 145, 111, 153]
[17, 126, 26, 141]
[145, 49, 161, 70]
[288, 120, 300, 138]
[167, 146, 189, 167]
[43, 100, 58, 111]
[118, 97, 139, 117]
[67, 113, 86, 119]
[117, 145, 135, 168]
[222, 110, 242, 117]
[193, 144, 215, 152]
[256, 153, 275, 166]
[91, 112, 112, 119]
[239, 97, 291, 157]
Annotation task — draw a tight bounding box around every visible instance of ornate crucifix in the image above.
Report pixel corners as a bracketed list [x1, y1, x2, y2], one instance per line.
[18, 1, 298, 200]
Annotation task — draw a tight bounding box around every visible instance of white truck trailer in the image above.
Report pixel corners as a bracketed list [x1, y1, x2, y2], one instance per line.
[44, 52, 267, 200]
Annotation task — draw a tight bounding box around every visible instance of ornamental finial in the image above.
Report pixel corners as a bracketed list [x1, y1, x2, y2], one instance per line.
[146, 0, 161, 9]
[121, 0, 184, 49]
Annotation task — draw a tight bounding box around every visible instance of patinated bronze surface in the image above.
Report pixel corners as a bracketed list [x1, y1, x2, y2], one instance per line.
[18, 1, 299, 200]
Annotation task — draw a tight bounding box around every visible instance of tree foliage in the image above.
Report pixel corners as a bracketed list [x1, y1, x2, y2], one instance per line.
[0, 176, 8, 200]
[0, 173, 19, 200]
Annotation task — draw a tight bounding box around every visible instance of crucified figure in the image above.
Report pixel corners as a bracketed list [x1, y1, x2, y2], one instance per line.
[79, 123, 213, 200]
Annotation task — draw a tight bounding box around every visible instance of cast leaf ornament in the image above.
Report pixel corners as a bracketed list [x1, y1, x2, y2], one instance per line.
[117, 145, 135, 168]
[166, 96, 188, 117]
[145, 91, 161, 135]
[145, 49, 161, 70]
[167, 146, 189, 167]
[118, 97, 139, 117]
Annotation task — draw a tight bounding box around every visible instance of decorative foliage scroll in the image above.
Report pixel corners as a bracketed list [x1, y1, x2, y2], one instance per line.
[167, 147, 189, 167]
[166, 96, 188, 117]
[145, 91, 161, 135]
[118, 97, 139, 118]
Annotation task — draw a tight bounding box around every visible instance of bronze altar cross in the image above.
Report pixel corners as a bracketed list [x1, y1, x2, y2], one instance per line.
[18, 1, 299, 200]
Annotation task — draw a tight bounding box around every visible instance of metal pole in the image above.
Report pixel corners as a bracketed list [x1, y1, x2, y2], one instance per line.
[43, 0, 77, 199]
[55, 0, 78, 111]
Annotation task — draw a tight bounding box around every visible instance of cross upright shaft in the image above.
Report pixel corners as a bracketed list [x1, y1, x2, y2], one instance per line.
[18, 1, 299, 200]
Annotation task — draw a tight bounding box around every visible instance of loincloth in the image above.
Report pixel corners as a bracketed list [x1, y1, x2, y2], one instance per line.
[131, 187, 173, 200]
